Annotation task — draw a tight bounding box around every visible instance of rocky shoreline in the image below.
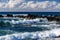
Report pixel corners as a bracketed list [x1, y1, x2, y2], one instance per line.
[0, 14, 60, 21]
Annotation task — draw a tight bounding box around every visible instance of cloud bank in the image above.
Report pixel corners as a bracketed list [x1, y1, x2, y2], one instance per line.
[0, 0, 60, 12]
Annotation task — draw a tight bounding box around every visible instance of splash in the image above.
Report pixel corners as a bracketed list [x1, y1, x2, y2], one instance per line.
[0, 28, 60, 40]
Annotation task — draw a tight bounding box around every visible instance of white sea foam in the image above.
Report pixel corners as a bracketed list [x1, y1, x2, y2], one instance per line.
[0, 28, 60, 40]
[0, 18, 59, 40]
[3, 18, 60, 29]
[4, 18, 47, 24]
[4, 18, 56, 25]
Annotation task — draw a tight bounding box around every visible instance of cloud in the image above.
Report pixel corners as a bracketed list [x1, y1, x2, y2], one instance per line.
[0, 2, 6, 8]
[5, 0, 25, 8]
[20, 1, 58, 9]
[0, 0, 60, 11]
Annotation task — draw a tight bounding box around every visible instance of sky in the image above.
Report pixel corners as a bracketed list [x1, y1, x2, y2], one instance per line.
[0, 0, 60, 12]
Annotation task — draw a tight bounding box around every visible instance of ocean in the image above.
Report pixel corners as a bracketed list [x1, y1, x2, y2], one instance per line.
[0, 12, 60, 16]
[0, 12, 60, 40]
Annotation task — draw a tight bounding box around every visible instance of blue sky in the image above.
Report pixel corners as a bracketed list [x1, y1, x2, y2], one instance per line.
[0, 0, 9, 2]
[0, 0, 60, 12]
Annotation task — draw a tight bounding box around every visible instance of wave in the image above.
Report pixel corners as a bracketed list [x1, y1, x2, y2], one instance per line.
[0, 18, 58, 26]
[0, 18, 59, 33]
[1, 18, 48, 24]
[0, 18, 60, 40]
[0, 28, 60, 40]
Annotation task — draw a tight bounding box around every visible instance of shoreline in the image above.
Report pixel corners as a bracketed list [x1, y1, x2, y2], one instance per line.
[0, 14, 60, 24]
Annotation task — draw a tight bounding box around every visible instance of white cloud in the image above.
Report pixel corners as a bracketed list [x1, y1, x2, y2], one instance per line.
[5, 0, 25, 8]
[55, 3, 60, 9]
[21, 1, 58, 9]
[18, 1, 59, 10]
[0, 2, 6, 8]
[0, 0, 60, 11]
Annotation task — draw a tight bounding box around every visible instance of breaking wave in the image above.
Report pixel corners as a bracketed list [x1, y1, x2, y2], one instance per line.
[0, 18, 60, 40]
[0, 28, 60, 40]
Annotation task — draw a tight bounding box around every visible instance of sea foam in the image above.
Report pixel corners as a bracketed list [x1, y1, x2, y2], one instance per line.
[0, 28, 60, 40]
[0, 18, 59, 40]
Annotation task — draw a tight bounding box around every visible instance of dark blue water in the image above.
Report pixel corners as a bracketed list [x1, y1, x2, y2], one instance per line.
[0, 19, 50, 36]
[0, 12, 60, 16]
[0, 12, 58, 36]
[0, 25, 50, 36]
[0, 12, 59, 40]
